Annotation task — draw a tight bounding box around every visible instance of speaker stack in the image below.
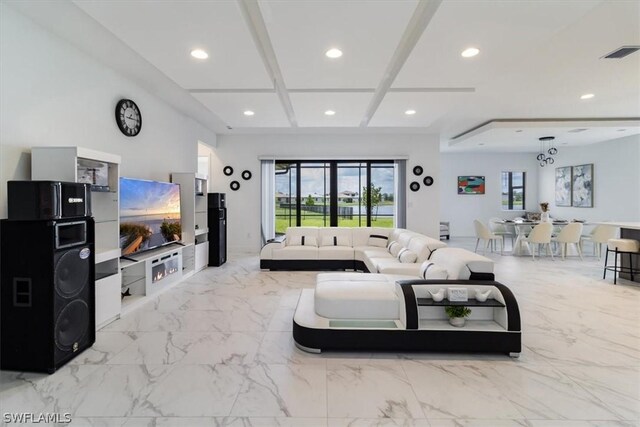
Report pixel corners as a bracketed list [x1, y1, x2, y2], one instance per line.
[1, 181, 95, 373]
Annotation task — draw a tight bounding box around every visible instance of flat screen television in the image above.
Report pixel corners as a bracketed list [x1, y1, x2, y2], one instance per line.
[119, 177, 181, 256]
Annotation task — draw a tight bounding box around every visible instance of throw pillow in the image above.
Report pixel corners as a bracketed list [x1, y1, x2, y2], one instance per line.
[398, 248, 418, 263]
[288, 235, 317, 247]
[388, 242, 403, 257]
[368, 234, 388, 248]
[419, 261, 449, 279]
[320, 235, 350, 246]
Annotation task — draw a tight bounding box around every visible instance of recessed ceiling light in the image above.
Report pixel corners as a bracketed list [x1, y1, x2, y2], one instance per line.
[478, 143, 485, 146]
[580, 93, 595, 100]
[461, 47, 480, 58]
[325, 48, 343, 59]
[618, 129, 627, 131]
[405, 109, 416, 115]
[243, 110, 255, 116]
[515, 129, 523, 133]
[324, 110, 336, 116]
[190, 49, 209, 59]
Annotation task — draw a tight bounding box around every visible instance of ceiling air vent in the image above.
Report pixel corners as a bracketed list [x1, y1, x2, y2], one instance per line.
[568, 128, 588, 133]
[603, 46, 640, 59]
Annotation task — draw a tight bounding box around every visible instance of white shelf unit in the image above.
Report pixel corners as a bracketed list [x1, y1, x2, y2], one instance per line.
[171, 172, 209, 277]
[31, 146, 122, 329]
[120, 244, 184, 313]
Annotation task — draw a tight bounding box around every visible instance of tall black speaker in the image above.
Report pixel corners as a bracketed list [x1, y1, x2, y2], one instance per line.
[0, 217, 95, 373]
[208, 193, 226, 266]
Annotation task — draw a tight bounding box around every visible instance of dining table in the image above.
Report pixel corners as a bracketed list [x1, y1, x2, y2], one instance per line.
[495, 220, 590, 256]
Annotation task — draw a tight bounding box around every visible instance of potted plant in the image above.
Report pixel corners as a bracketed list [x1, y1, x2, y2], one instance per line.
[445, 306, 472, 327]
[540, 202, 550, 222]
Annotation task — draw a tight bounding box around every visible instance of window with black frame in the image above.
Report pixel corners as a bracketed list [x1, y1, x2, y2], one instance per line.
[274, 160, 395, 234]
[501, 171, 525, 210]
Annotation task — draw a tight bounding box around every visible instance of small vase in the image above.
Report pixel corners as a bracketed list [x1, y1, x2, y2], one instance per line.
[449, 317, 466, 327]
[541, 212, 550, 222]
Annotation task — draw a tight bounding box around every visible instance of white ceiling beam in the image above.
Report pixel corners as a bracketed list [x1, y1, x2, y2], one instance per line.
[237, 0, 297, 127]
[188, 87, 474, 94]
[360, 0, 443, 127]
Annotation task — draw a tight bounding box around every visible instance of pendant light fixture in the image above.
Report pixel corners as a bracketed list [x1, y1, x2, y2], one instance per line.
[537, 136, 558, 167]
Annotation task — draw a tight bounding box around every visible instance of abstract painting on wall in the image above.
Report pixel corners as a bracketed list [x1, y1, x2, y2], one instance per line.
[572, 163, 593, 208]
[555, 166, 572, 207]
[458, 176, 485, 194]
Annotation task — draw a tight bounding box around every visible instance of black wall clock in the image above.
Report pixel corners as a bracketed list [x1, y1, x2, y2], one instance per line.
[230, 181, 240, 191]
[115, 99, 142, 137]
[223, 166, 234, 176]
[413, 166, 423, 176]
[410, 181, 420, 192]
[241, 170, 252, 180]
[423, 176, 434, 186]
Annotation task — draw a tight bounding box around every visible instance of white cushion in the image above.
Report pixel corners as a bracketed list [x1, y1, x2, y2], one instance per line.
[368, 234, 389, 248]
[314, 273, 399, 320]
[272, 246, 319, 260]
[354, 246, 388, 262]
[318, 227, 353, 247]
[419, 261, 449, 279]
[398, 249, 418, 263]
[377, 262, 421, 276]
[320, 235, 350, 247]
[288, 235, 318, 246]
[318, 246, 354, 260]
[388, 242, 403, 257]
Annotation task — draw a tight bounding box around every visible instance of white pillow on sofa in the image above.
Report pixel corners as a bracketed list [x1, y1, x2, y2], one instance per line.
[419, 261, 449, 279]
[388, 242, 403, 257]
[288, 235, 318, 247]
[320, 235, 349, 246]
[398, 248, 418, 263]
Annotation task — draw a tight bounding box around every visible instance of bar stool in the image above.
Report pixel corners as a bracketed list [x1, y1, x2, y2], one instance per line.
[603, 238, 640, 284]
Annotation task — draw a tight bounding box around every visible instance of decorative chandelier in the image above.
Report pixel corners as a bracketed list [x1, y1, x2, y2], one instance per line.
[536, 136, 558, 167]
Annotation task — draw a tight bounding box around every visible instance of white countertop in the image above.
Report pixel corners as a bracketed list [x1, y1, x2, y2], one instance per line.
[595, 222, 640, 230]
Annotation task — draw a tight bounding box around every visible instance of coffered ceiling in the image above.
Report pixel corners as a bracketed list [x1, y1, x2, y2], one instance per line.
[30, 1, 640, 150]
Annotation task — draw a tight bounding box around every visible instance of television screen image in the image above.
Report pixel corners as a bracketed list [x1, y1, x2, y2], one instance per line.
[119, 177, 181, 256]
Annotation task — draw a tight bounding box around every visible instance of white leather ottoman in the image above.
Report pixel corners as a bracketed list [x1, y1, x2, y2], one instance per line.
[314, 273, 399, 320]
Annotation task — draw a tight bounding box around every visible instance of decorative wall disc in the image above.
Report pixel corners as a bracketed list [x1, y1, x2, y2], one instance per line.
[413, 166, 423, 176]
[423, 176, 434, 186]
[223, 166, 234, 176]
[241, 170, 252, 180]
[410, 181, 420, 192]
[230, 180, 240, 191]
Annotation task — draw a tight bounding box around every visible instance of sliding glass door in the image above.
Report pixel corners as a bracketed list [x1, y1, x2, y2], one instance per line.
[274, 160, 395, 234]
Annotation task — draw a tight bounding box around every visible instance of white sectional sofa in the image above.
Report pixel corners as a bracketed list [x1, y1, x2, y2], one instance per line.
[260, 226, 495, 281]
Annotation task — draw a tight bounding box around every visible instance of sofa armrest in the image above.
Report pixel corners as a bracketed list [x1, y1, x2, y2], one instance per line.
[260, 236, 286, 260]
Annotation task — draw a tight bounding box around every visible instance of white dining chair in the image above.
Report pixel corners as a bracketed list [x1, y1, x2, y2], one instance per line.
[473, 220, 503, 255]
[489, 217, 514, 249]
[521, 222, 553, 260]
[551, 222, 584, 260]
[580, 225, 618, 259]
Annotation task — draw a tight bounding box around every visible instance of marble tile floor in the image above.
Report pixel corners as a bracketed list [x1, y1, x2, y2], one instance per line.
[1, 238, 639, 427]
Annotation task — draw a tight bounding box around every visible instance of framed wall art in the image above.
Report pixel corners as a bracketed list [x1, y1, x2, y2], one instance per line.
[572, 163, 593, 208]
[555, 166, 572, 207]
[458, 176, 485, 194]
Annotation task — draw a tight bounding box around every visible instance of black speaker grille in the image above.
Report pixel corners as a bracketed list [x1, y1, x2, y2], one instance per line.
[54, 300, 89, 351]
[54, 249, 89, 299]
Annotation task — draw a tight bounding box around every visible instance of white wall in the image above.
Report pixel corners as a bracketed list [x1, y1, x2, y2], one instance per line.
[0, 5, 217, 218]
[440, 153, 539, 236]
[538, 135, 640, 222]
[210, 134, 440, 253]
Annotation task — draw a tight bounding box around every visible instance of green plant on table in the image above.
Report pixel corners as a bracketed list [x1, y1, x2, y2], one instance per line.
[445, 306, 472, 319]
